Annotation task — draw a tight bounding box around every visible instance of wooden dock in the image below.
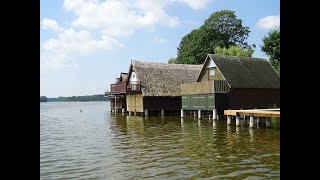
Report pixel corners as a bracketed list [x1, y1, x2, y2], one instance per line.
[224, 108, 280, 118]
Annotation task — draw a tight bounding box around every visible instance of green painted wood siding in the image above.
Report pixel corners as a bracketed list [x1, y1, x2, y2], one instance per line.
[182, 96, 191, 110]
[207, 94, 215, 109]
[181, 94, 215, 110]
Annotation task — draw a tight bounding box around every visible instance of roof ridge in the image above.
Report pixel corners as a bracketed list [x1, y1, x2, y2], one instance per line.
[132, 60, 203, 67]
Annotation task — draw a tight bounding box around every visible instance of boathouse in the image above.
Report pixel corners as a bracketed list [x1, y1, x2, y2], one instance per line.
[181, 54, 280, 116]
[106, 72, 128, 112]
[126, 60, 202, 115]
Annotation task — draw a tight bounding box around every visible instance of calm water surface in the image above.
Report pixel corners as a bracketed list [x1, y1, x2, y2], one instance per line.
[40, 102, 280, 179]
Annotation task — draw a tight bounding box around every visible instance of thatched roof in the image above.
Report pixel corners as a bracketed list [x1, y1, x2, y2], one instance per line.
[130, 60, 203, 96]
[203, 54, 280, 89]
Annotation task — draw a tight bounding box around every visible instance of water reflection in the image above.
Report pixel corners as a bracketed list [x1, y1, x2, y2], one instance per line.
[249, 128, 254, 142]
[197, 119, 201, 127]
[180, 118, 184, 132]
[212, 120, 217, 127]
[41, 102, 280, 180]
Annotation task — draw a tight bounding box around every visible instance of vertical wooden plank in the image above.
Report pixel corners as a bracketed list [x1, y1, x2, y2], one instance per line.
[207, 94, 215, 110]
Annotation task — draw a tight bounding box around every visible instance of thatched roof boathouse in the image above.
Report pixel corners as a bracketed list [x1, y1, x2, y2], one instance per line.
[126, 60, 203, 115]
[181, 54, 280, 115]
[106, 72, 128, 112]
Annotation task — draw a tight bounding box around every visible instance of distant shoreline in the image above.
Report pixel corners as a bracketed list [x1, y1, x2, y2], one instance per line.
[40, 94, 109, 102]
[41, 100, 109, 102]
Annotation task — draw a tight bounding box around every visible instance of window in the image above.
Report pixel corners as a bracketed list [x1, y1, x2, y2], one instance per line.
[209, 68, 215, 76]
[133, 74, 135, 78]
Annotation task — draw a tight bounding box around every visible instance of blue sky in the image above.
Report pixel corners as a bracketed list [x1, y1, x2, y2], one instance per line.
[40, 0, 279, 98]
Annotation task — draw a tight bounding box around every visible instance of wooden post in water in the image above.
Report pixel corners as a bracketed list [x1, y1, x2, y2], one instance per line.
[181, 109, 184, 118]
[145, 109, 148, 116]
[161, 109, 165, 116]
[213, 109, 217, 120]
[134, 110, 137, 116]
[209, 114, 211, 120]
[122, 108, 125, 115]
[236, 115, 240, 126]
[227, 115, 232, 125]
[114, 97, 117, 114]
[249, 115, 255, 128]
[198, 110, 201, 119]
[193, 111, 196, 118]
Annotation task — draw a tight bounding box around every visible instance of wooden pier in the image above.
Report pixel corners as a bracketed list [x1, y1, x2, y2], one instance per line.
[224, 108, 280, 128]
[224, 109, 280, 117]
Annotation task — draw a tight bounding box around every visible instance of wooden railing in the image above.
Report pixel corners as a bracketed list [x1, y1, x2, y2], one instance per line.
[127, 81, 141, 93]
[214, 80, 228, 93]
[181, 80, 229, 95]
[110, 81, 127, 93]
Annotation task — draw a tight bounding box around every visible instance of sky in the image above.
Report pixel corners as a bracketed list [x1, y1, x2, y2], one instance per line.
[40, 0, 280, 98]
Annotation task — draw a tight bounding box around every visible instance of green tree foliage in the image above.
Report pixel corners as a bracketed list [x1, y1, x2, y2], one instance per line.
[47, 94, 108, 102]
[168, 57, 178, 64]
[40, 96, 47, 102]
[214, 45, 254, 57]
[177, 10, 252, 64]
[261, 28, 280, 74]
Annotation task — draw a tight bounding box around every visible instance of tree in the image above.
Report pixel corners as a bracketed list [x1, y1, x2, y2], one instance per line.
[214, 45, 254, 57]
[40, 96, 47, 102]
[261, 28, 280, 74]
[177, 10, 252, 64]
[168, 57, 178, 64]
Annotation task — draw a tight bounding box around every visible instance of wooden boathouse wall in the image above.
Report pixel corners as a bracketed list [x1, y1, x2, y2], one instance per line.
[182, 93, 229, 115]
[181, 87, 280, 114]
[126, 95, 181, 113]
[126, 94, 144, 113]
[181, 80, 229, 114]
[198, 66, 225, 82]
[228, 88, 280, 109]
[143, 97, 181, 111]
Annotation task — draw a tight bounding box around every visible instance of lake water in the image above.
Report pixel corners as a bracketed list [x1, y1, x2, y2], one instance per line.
[40, 102, 280, 179]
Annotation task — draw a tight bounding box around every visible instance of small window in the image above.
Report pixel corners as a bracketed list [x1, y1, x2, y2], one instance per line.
[133, 74, 135, 78]
[209, 68, 215, 76]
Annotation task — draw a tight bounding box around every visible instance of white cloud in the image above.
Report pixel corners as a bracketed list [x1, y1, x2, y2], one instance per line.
[62, 0, 212, 37]
[42, 28, 123, 54]
[40, 52, 77, 76]
[153, 36, 168, 44]
[41, 18, 124, 75]
[63, 0, 180, 37]
[41, 0, 215, 74]
[256, 15, 280, 29]
[42, 18, 64, 32]
[177, 0, 213, 10]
